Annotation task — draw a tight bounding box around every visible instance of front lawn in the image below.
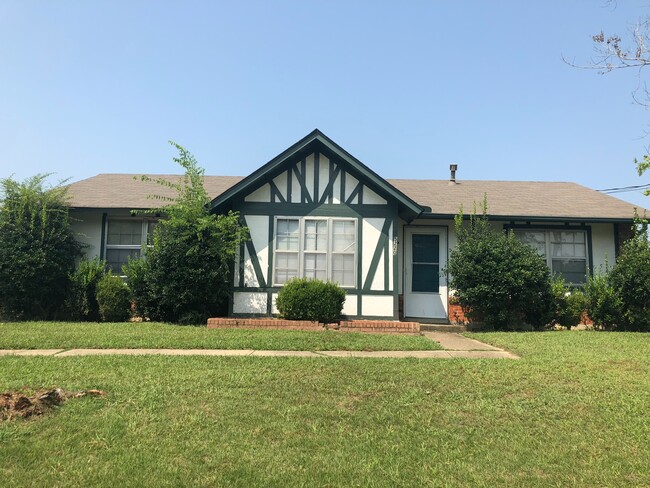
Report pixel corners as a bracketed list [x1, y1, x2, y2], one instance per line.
[0, 321, 440, 351]
[1, 331, 648, 486]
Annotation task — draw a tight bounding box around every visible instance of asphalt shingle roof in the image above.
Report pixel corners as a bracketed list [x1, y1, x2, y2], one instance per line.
[66, 174, 644, 221]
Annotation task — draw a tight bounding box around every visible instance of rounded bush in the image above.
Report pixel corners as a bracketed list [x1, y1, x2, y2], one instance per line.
[96, 272, 131, 322]
[275, 278, 346, 323]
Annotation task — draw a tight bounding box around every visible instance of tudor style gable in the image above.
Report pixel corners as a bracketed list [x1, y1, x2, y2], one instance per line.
[211, 129, 424, 319]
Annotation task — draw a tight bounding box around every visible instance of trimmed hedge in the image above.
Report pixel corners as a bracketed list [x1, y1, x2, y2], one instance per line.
[275, 278, 346, 323]
[96, 272, 131, 322]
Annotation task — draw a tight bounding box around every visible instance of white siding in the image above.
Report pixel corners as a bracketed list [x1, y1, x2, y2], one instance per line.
[342, 295, 358, 316]
[362, 218, 384, 289]
[273, 171, 287, 201]
[363, 187, 387, 205]
[70, 211, 104, 259]
[233, 292, 267, 314]
[361, 295, 393, 317]
[245, 183, 271, 202]
[244, 215, 270, 285]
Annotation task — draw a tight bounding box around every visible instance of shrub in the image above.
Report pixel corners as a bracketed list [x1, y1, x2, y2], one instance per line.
[0, 175, 82, 320]
[584, 272, 623, 330]
[64, 257, 107, 321]
[607, 226, 650, 331]
[124, 142, 248, 324]
[275, 278, 346, 323]
[550, 276, 588, 329]
[96, 272, 131, 322]
[446, 202, 553, 329]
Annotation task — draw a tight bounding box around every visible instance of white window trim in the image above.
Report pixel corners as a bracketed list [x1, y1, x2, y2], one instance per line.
[272, 216, 357, 288]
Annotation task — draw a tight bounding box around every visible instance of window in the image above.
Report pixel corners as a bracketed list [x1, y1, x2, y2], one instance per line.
[514, 229, 588, 284]
[273, 217, 356, 287]
[105, 218, 156, 274]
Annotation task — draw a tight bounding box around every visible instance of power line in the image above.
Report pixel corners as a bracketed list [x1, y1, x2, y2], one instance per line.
[597, 183, 650, 194]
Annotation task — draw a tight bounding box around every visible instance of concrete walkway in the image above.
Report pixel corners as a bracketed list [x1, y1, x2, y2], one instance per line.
[0, 333, 519, 359]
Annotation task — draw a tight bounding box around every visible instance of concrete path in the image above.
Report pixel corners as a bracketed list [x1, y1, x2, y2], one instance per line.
[0, 334, 519, 359]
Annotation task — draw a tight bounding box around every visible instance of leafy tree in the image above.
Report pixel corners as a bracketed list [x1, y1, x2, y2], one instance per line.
[96, 271, 131, 322]
[63, 257, 107, 321]
[0, 175, 82, 320]
[446, 200, 553, 329]
[607, 217, 650, 331]
[124, 142, 248, 324]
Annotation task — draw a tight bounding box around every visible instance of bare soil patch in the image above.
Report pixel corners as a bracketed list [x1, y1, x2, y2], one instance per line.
[0, 388, 106, 421]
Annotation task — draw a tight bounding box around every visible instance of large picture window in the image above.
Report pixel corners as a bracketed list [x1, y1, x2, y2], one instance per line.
[105, 218, 156, 274]
[514, 229, 588, 284]
[273, 217, 357, 287]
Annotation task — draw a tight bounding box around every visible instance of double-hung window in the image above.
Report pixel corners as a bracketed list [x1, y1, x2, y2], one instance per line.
[105, 218, 156, 274]
[514, 229, 588, 284]
[273, 217, 356, 287]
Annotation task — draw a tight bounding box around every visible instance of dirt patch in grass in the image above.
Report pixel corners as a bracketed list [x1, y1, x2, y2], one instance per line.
[0, 388, 106, 421]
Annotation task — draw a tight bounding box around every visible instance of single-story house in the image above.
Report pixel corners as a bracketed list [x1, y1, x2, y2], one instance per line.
[67, 129, 643, 322]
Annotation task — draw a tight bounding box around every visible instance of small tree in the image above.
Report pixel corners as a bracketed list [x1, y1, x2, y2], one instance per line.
[446, 201, 553, 329]
[124, 142, 248, 324]
[607, 218, 650, 331]
[0, 175, 81, 320]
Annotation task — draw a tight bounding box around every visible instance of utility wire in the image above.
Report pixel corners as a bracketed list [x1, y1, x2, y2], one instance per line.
[597, 183, 650, 194]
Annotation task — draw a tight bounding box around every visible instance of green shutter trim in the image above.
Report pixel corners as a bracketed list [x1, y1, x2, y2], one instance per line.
[362, 218, 392, 291]
[244, 239, 267, 288]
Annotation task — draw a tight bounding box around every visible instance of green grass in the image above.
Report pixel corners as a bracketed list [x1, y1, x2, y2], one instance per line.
[1, 331, 648, 486]
[0, 321, 440, 351]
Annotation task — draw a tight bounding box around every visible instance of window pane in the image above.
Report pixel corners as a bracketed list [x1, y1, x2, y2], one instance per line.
[107, 220, 142, 245]
[332, 254, 355, 287]
[552, 259, 587, 284]
[412, 263, 439, 293]
[333, 220, 355, 252]
[515, 230, 547, 256]
[106, 248, 140, 274]
[304, 220, 327, 251]
[275, 251, 299, 285]
[412, 234, 438, 263]
[304, 253, 327, 280]
[276, 219, 299, 251]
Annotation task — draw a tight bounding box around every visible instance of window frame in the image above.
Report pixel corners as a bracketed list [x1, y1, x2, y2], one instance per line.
[509, 225, 591, 285]
[272, 216, 357, 288]
[104, 217, 157, 275]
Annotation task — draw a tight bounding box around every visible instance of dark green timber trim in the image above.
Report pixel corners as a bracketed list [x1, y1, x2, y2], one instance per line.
[423, 212, 635, 224]
[314, 152, 320, 203]
[237, 202, 391, 218]
[269, 180, 286, 203]
[340, 170, 346, 204]
[294, 160, 312, 204]
[238, 241, 245, 288]
[286, 168, 292, 203]
[244, 239, 267, 288]
[363, 218, 392, 291]
[320, 163, 341, 205]
[99, 212, 107, 260]
[346, 182, 362, 204]
[266, 217, 275, 313]
[384, 220, 390, 291]
[357, 216, 363, 315]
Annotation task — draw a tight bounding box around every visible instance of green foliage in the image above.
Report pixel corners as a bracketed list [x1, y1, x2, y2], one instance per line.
[584, 272, 623, 330]
[446, 201, 553, 329]
[275, 278, 346, 323]
[607, 222, 650, 331]
[64, 257, 107, 321]
[124, 142, 248, 324]
[0, 174, 82, 320]
[550, 276, 587, 329]
[96, 272, 131, 322]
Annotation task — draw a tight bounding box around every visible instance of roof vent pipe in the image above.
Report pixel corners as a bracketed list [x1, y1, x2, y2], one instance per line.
[449, 163, 458, 183]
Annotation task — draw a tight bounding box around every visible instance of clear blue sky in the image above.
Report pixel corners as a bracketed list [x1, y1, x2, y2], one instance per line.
[2, 1, 650, 208]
